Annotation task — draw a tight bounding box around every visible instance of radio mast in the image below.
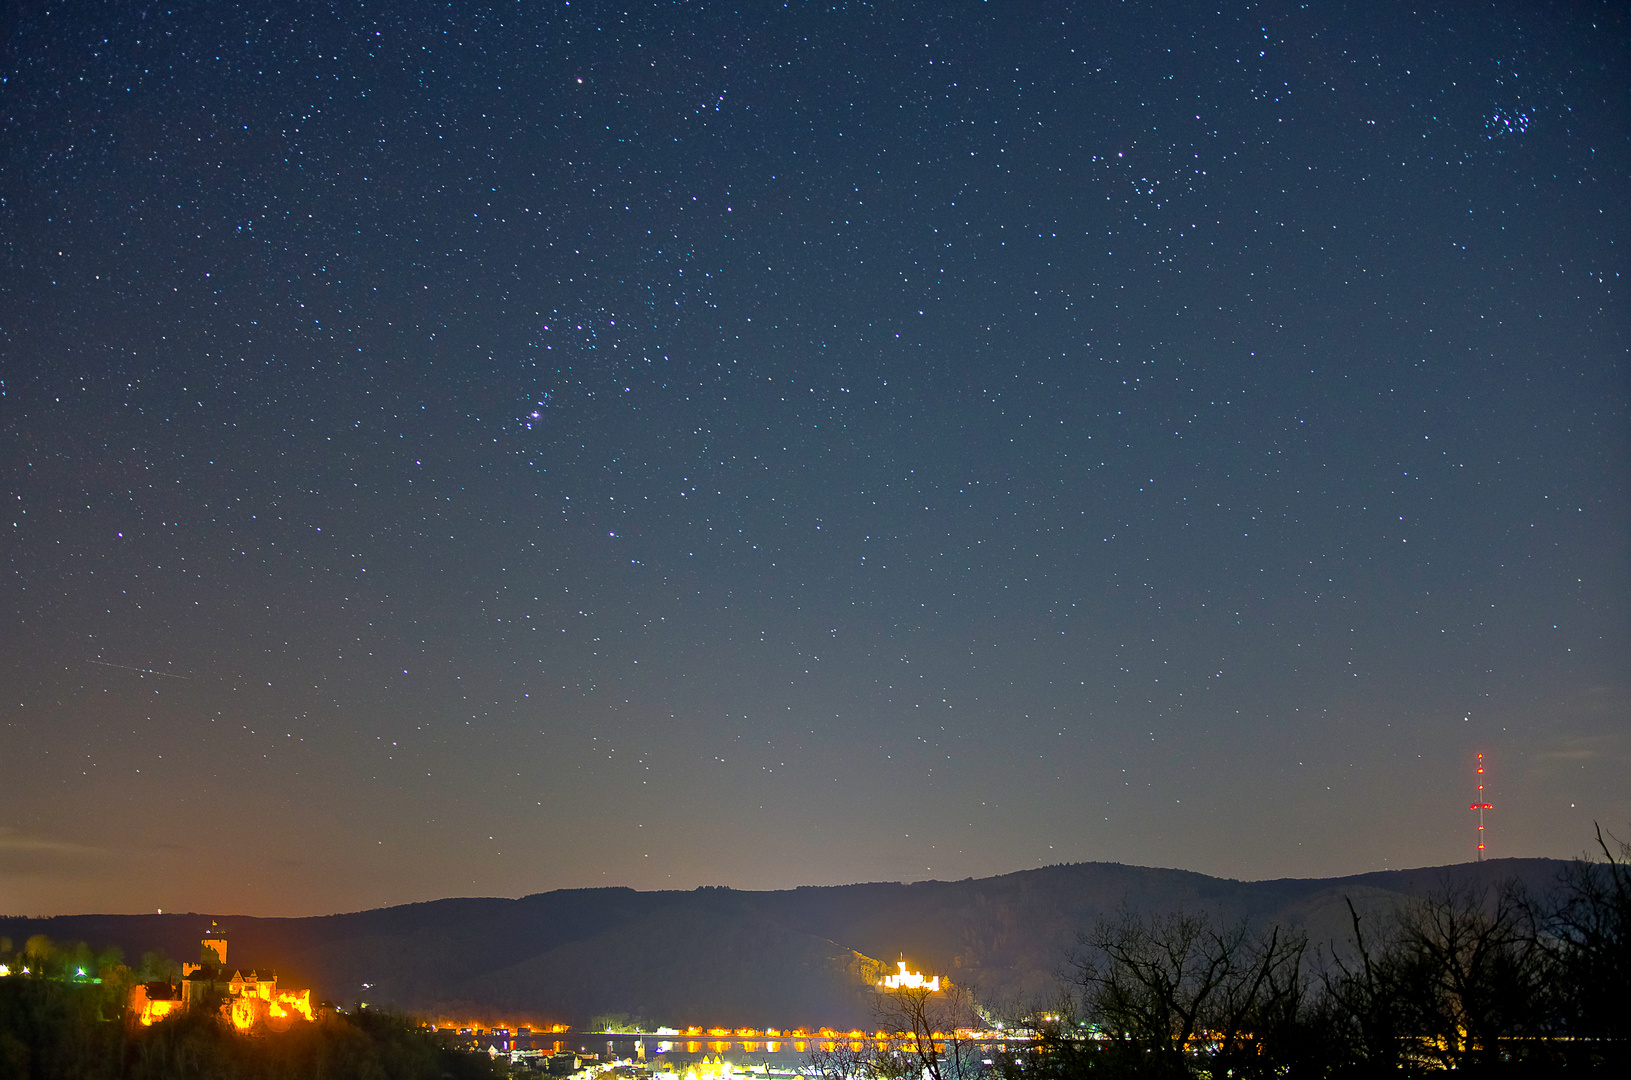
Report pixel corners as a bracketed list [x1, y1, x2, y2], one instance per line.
[1469, 752, 1493, 861]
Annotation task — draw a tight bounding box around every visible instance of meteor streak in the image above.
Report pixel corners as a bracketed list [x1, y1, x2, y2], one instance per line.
[86, 659, 192, 680]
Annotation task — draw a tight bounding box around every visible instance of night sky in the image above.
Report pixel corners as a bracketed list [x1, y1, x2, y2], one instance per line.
[2, 1, 1625, 918]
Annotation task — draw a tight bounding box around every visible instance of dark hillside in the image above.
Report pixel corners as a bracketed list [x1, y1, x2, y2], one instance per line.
[1, 857, 1570, 1026]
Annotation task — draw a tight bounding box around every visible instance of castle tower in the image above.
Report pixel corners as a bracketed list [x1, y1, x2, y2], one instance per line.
[201, 923, 228, 967]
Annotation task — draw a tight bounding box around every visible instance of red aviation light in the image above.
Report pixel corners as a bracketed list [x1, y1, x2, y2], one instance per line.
[1469, 754, 1492, 860]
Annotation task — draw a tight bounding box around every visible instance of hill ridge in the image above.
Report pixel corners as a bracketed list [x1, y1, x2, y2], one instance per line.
[2, 857, 1572, 1026]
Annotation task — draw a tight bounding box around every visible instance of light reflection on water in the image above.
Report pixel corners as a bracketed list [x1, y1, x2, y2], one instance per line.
[578, 1035, 1005, 1073]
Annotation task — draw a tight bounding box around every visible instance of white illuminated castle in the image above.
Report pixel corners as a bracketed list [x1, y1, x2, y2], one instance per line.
[878, 960, 941, 992]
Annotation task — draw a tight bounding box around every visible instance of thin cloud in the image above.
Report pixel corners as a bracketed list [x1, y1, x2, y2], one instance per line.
[0, 829, 109, 878]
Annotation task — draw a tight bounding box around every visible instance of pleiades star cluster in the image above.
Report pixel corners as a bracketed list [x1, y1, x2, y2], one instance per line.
[1, 0, 1625, 916]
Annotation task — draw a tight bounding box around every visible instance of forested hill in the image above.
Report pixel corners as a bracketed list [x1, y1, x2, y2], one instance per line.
[0, 857, 1568, 1028]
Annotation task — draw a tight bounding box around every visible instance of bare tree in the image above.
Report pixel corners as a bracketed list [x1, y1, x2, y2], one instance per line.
[982, 997, 1100, 1080]
[1324, 880, 1552, 1073]
[1069, 909, 1323, 1079]
[1320, 898, 1411, 1073]
[875, 981, 986, 1080]
[1396, 880, 1549, 1071]
[1546, 823, 1631, 1063]
[807, 1041, 884, 1080]
[808, 981, 987, 1080]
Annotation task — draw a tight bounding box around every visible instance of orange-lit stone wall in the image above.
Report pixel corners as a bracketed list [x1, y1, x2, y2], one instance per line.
[129, 983, 185, 1027]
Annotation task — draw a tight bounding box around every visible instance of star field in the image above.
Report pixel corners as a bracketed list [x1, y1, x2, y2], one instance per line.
[1, 0, 1625, 916]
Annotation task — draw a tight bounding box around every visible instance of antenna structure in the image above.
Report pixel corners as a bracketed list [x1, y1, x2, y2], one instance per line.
[1469, 752, 1492, 861]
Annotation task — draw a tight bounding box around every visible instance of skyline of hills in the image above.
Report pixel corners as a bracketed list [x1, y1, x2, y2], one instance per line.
[0, 856, 1573, 1028]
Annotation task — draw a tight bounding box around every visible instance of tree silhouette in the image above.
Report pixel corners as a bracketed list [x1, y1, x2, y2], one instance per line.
[1069, 909, 1318, 1079]
[1546, 824, 1631, 1066]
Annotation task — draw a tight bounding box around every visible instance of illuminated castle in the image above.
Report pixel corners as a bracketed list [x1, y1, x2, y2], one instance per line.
[130, 927, 314, 1031]
[878, 960, 941, 992]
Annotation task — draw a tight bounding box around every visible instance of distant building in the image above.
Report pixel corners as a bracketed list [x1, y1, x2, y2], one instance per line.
[131, 926, 315, 1031]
